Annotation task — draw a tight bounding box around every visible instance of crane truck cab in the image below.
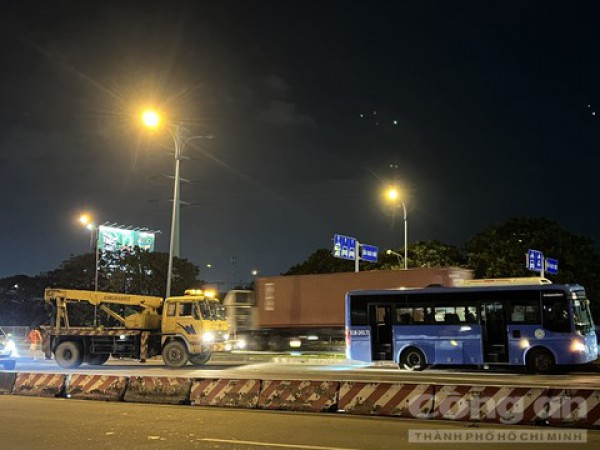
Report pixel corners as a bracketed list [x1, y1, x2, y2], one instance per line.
[44, 288, 233, 369]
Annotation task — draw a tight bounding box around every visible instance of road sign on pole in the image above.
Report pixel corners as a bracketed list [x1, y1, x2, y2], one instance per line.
[527, 249, 544, 272]
[360, 244, 379, 263]
[545, 258, 558, 275]
[333, 234, 357, 261]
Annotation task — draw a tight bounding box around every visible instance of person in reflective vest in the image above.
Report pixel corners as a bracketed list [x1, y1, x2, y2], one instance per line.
[26, 327, 42, 360]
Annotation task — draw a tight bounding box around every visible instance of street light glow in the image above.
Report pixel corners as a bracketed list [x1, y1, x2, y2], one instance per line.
[385, 186, 400, 202]
[141, 109, 160, 128]
[79, 213, 92, 226]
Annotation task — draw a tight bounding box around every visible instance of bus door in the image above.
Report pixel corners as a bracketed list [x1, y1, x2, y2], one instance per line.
[481, 301, 508, 363]
[368, 304, 393, 360]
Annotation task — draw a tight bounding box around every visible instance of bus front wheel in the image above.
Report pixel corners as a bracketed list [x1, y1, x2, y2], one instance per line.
[400, 347, 427, 371]
[526, 348, 556, 374]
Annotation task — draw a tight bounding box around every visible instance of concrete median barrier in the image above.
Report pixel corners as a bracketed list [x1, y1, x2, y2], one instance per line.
[433, 385, 549, 425]
[124, 376, 191, 405]
[546, 388, 600, 428]
[13, 372, 65, 397]
[0, 372, 16, 395]
[258, 380, 338, 412]
[338, 382, 434, 418]
[67, 375, 127, 401]
[191, 379, 261, 408]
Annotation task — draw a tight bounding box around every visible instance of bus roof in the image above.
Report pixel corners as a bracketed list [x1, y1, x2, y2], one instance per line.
[347, 282, 583, 297]
[458, 277, 551, 286]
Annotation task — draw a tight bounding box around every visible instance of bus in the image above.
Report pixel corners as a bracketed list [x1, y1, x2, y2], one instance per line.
[345, 278, 598, 373]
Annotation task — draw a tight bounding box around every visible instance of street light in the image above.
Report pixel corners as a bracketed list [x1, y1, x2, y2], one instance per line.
[386, 249, 403, 267]
[141, 109, 212, 298]
[384, 186, 408, 270]
[78, 213, 100, 291]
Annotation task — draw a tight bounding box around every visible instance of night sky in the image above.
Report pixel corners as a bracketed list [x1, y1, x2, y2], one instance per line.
[1, 1, 598, 286]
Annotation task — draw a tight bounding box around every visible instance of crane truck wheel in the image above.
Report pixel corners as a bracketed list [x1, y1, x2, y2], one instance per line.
[189, 352, 211, 366]
[55, 341, 84, 369]
[162, 340, 189, 368]
[85, 353, 110, 366]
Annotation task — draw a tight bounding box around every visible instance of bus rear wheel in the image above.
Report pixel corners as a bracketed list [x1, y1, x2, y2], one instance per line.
[400, 347, 427, 371]
[526, 348, 556, 374]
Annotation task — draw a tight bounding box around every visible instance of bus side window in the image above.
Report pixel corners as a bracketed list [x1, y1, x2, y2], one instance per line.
[543, 295, 570, 333]
[510, 301, 540, 324]
[396, 307, 412, 325]
[350, 302, 368, 325]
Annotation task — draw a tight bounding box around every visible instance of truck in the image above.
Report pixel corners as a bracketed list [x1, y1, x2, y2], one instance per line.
[222, 268, 472, 351]
[43, 288, 233, 369]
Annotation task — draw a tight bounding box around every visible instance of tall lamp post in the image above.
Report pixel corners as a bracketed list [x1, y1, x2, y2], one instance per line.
[142, 109, 211, 298]
[79, 213, 100, 291]
[384, 187, 408, 270]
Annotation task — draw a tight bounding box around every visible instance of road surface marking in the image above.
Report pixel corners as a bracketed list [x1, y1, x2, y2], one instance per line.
[200, 438, 358, 450]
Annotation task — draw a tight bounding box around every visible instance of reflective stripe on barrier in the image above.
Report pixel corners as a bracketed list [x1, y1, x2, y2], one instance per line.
[191, 379, 260, 408]
[0, 372, 16, 395]
[338, 382, 434, 418]
[547, 389, 600, 428]
[434, 385, 549, 425]
[67, 375, 127, 401]
[124, 376, 191, 405]
[258, 380, 338, 412]
[13, 373, 65, 397]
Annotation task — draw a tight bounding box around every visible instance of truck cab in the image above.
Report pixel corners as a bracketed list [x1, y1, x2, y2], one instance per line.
[159, 289, 232, 367]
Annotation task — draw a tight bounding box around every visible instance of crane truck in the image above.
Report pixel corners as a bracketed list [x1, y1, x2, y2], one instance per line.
[43, 288, 233, 369]
[222, 268, 472, 351]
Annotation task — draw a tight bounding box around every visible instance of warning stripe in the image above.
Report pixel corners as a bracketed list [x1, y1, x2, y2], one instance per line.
[13, 373, 65, 397]
[434, 385, 548, 424]
[191, 379, 260, 407]
[339, 382, 433, 418]
[259, 380, 338, 412]
[547, 389, 600, 428]
[49, 329, 141, 336]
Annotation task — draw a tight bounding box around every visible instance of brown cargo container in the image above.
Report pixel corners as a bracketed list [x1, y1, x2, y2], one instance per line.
[255, 268, 472, 328]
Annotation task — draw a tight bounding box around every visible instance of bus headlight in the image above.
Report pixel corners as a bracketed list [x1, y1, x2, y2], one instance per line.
[202, 332, 215, 343]
[570, 340, 587, 353]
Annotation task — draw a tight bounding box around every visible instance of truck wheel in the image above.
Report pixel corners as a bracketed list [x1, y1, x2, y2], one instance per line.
[189, 352, 211, 366]
[55, 341, 84, 369]
[85, 354, 110, 366]
[527, 348, 556, 374]
[162, 341, 189, 368]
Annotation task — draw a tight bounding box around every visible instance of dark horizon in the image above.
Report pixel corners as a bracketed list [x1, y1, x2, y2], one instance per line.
[1, 1, 598, 285]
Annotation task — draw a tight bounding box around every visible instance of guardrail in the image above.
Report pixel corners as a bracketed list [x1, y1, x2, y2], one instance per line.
[0, 371, 598, 428]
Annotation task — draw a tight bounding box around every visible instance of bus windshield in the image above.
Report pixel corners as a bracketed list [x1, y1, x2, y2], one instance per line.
[572, 290, 594, 335]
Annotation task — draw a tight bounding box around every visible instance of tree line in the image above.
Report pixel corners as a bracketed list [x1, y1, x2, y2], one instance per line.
[1, 217, 599, 325]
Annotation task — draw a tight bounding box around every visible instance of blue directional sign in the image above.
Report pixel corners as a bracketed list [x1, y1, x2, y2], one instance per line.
[545, 258, 559, 275]
[527, 249, 544, 272]
[333, 234, 357, 261]
[361, 244, 379, 263]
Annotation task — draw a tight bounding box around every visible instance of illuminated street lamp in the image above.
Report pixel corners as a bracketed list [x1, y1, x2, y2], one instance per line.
[141, 109, 211, 298]
[384, 186, 408, 270]
[386, 249, 403, 267]
[78, 213, 100, 291]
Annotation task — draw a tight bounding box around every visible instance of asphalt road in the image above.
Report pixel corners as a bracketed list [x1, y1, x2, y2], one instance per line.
[1, 396, 598, 450]
[4, 355, 600, 389]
